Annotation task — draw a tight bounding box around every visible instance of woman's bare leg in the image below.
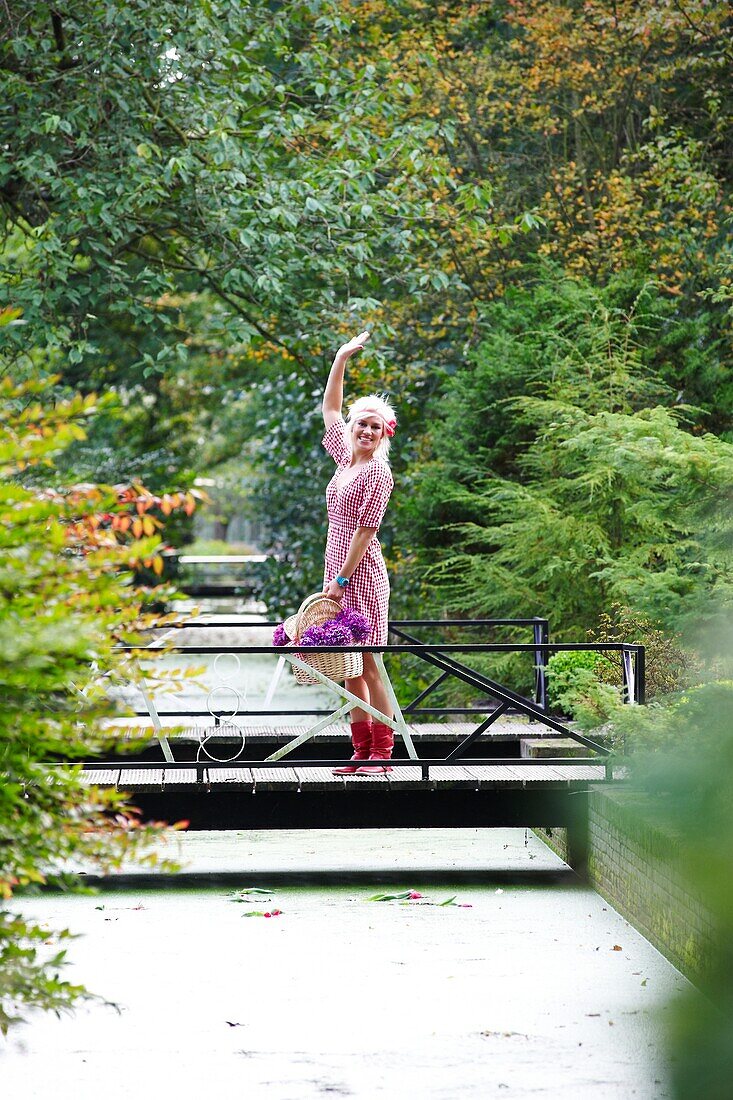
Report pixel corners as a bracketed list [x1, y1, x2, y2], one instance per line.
[353, 652, 394, 772]
[360, 652, 392, 721]
[345, 674, 370, 722]
[345, 656, 391, 723]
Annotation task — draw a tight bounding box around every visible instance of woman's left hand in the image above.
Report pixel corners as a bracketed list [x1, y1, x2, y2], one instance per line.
[323, 579, 345, 602]
[336, 331, 370, 359]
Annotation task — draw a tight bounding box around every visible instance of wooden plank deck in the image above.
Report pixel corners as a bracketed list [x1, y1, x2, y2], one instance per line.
[80, 761, 609, 793]
[162, 768, 199, 789]
[204, 767, 255, 789]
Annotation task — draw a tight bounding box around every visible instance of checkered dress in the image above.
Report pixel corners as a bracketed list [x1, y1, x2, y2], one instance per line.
[322, 419, 393, 646]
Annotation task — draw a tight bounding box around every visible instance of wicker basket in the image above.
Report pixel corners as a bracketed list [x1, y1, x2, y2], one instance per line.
[283, 593, 364, 685]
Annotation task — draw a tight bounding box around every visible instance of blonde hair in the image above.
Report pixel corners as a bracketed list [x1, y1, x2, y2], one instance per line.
[345, 393, 396, 462]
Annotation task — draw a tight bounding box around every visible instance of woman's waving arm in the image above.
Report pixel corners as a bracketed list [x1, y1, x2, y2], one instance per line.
[322, 331, 370, 429]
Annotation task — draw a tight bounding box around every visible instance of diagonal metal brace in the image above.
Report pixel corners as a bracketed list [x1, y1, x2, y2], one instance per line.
[389, 627, 610, 757]
[445, 703, 510, 762]
[402, 669, 451, 714]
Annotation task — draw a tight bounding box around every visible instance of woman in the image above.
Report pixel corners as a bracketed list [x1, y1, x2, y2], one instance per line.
[321, 331, 396, 775]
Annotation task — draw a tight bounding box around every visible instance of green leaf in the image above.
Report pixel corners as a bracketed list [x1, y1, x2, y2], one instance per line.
[367, 891, 414, 902]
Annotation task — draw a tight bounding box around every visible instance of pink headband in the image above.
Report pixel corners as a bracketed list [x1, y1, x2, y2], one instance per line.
[355, 408, 397, 437]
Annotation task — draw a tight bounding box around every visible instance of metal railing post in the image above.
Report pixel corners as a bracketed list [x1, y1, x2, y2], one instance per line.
[636, 646, 646, 706]
[533, 620, 549, 711]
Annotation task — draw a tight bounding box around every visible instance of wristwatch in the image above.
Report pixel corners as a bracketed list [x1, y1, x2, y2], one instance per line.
[336, 575, 350, 588]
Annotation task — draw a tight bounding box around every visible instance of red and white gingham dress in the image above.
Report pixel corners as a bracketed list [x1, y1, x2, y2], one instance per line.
[322, 419, 393, 646]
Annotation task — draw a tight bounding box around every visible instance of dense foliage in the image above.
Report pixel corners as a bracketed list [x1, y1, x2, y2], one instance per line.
[407, 275, 733, 637]
[247, 0, 733, 627]
[2, 0, 509, 496]
[5, 2, 730, 625]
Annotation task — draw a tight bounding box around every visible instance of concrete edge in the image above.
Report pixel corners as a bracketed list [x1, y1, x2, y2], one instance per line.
[42, 867, 582, 891]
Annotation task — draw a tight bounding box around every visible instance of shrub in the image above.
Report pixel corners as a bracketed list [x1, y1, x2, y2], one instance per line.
[586, 604, 697, 700]
[0, 372, 196, 1032]
[546, 649, 621, 726]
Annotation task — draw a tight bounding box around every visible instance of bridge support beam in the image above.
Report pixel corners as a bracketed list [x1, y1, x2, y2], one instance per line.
[565, 792, 590, 881]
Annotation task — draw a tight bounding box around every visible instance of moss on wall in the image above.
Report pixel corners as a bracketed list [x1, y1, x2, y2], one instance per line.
[535, 787, 714, 984]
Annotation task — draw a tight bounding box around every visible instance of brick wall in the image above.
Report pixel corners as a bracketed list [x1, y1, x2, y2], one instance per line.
[536, 788, 715, 983]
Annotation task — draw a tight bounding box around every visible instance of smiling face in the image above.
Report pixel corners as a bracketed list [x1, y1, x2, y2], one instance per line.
[350, 414, 384, 459]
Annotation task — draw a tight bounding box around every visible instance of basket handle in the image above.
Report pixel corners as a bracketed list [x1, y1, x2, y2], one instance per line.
[292, 591, 341, 640]
[298, 591, 332, 614]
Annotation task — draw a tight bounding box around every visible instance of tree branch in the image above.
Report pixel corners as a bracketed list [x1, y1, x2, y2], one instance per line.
[50, 10, 65, 52]
[201, 274, 318, 381]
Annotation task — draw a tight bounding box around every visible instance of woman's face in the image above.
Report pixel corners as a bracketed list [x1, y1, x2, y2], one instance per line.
[351, 415, 384, 457]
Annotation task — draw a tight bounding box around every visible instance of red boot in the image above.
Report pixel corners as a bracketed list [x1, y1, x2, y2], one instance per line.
[356, 721, 394, 774]
[332, 720, 373, 775]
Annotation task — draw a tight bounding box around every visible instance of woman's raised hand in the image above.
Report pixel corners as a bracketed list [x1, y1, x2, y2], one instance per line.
[337, 331, 370, 359]
[324, 331, 370, 424]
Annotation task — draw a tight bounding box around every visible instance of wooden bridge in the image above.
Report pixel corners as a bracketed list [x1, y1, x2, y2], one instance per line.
[167, 553, 267, 599]
[82, 756, 612, 873]
[76, 616, 643, 874]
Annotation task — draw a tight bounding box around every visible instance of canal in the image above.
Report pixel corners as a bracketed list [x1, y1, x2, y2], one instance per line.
[3, 828, 693, 1099]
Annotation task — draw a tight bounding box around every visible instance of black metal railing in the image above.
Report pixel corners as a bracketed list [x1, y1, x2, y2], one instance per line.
[133, 617, 554, 715]
[114, 616, 645, 767]
[389, 619, 551, 713]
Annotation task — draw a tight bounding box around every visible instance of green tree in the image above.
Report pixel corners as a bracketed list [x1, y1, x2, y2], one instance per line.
[407, 274, 733, 638]
[2, 0, 519, 501]
[1, 2, 496, 370]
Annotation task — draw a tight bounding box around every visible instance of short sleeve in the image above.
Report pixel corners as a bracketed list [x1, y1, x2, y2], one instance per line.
[322, 418, 349, 465]
[358, 463, 394, 529]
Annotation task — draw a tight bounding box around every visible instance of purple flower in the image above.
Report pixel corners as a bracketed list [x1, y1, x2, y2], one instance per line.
[335, 608, 371, 643]
[321, 621, 352, 646]
[272, 624, 289, 647]
[300, 624, 327, 647]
